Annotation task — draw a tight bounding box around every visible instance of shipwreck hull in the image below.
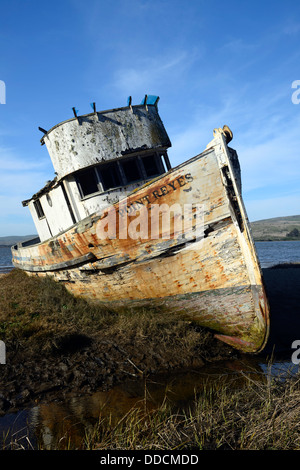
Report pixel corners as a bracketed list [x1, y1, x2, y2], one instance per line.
[12, 129, 270, 353]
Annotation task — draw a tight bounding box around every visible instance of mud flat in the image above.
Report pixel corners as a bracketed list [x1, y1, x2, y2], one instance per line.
[0, 264, 299, 417]
[0, 270, 235, 416]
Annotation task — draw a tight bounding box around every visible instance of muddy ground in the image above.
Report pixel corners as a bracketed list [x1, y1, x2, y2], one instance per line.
[0, 263, 299, 417]
[0, 325, 235, 416]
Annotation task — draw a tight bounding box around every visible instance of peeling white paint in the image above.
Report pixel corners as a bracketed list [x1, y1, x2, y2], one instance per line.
[42, 105, 170, 179]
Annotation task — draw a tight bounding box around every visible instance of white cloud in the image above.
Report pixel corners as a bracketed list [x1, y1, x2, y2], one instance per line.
[112, 48, 200, 98]
[0, 145, 49, 171]
[166, 81, 300, 222]
[169, 106, 229, 165]
[283, 20, 300, 36]
[238, 133, 300, 193]
[0, 145, 53, 235]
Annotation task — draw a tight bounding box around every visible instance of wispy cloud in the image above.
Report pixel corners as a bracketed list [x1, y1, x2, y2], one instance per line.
[111, 48, 200, 98]
[0, 144, 53, 235]
[238, 127, 300, 192]
[166, 74, 300, 222]
[0, 146, 49, 171]
[283, 19, 300, 36]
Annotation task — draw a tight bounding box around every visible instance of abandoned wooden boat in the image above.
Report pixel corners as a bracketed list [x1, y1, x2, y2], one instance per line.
[11, 95, 270, 353]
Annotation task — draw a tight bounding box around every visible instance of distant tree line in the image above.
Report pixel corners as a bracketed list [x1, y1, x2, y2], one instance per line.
[286, 228, 300, 238]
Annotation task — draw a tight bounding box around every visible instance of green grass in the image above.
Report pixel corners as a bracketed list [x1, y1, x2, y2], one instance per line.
[0, 269, 113, 350]
[251, 214, 300, 241]
[0, 269, 220, 365]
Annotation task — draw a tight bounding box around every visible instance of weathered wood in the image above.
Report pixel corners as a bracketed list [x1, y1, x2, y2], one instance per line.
[11, 126, 270, 354]
[40, 104, 171, 180]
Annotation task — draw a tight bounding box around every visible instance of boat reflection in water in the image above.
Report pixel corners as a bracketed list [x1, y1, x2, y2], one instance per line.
[23, 357, 287, 450]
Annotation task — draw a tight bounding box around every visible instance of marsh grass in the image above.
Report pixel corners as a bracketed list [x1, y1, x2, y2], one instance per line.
[2, 270, 300, 450]
[6, 372, 300, 451]
[0, 268, 223, 387]
[0, 269, 210, 358]
[0, 269, 113, 343]
[83, 372, 300, 450]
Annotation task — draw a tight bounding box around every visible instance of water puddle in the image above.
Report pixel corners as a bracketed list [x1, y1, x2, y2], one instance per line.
[0, 356, 298, 449]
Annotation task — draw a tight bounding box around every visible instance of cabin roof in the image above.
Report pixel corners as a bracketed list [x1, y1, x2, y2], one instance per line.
[39, 100, 171, 180]
[23, 96, 170, 206]
[39, 98, 161, 145]
[22, 177, 57, 207]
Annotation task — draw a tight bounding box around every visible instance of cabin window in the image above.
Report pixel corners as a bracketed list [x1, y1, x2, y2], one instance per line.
[75, 153, 168, 199]
[142, 154, 160, 177]
[98, 162, 122, 191]
[76, 167, 99, 197]
[121, 159, 141, 183]
[34, 199, 45, 219]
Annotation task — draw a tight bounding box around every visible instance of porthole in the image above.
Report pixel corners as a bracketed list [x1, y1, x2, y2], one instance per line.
[46, 193, 52, 207]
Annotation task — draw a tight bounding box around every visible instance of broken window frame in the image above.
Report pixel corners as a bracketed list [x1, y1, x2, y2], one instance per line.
[76, 167, 102, 198]
[141, 153, 166, 177]
[96, 161, 122, 191]
[119, 157, 142, 185]
[75, 152, 170, 200]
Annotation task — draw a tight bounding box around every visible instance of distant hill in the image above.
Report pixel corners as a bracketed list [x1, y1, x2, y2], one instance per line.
[250, 215, 300, 241]
[0, 235, 37, 246]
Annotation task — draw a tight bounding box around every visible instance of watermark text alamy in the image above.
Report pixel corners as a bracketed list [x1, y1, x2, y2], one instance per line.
[95, 198, 205, 243]
[291, 80, 300, 104]
[0, 80, 5, 104]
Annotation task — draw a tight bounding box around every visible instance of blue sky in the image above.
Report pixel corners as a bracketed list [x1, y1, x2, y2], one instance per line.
[0, 0, 300, 236]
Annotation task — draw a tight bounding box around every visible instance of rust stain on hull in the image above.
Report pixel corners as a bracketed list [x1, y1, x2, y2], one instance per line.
[12, 128, 270, 354]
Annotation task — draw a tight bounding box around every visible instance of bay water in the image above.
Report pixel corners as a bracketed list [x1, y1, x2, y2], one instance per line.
[0, 246, 13, 273]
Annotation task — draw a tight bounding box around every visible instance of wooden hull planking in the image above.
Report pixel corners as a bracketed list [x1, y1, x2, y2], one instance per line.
[12, 130, 270, 353]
